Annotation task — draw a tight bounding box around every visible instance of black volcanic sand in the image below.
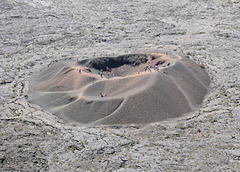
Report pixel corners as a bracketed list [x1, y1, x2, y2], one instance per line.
[28, 52, 210, 125]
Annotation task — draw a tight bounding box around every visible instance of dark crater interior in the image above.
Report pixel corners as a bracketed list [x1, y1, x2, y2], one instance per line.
[78, 54, 149, 71]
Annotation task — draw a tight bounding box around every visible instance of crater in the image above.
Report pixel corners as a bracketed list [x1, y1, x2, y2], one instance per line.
[28, 51, 211, 126]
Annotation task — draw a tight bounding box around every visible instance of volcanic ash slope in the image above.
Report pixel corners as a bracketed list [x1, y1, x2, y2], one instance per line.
[29, 52, 210, 125]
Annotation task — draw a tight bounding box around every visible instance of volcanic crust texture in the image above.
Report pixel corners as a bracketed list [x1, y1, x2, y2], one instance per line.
[29, 52, 211, 125]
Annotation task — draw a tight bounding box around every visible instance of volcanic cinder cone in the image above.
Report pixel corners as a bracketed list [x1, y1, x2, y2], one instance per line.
[28, 52, 211, 126]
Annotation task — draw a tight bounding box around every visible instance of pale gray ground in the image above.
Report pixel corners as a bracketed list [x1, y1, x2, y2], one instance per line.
[0, 0, 240, 171]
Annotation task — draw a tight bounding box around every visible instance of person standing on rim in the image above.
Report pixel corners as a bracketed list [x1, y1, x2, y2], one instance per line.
[99, 69, 103, 78]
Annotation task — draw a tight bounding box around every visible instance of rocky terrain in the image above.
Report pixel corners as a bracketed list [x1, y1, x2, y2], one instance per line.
[0, 0, 240, 171]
